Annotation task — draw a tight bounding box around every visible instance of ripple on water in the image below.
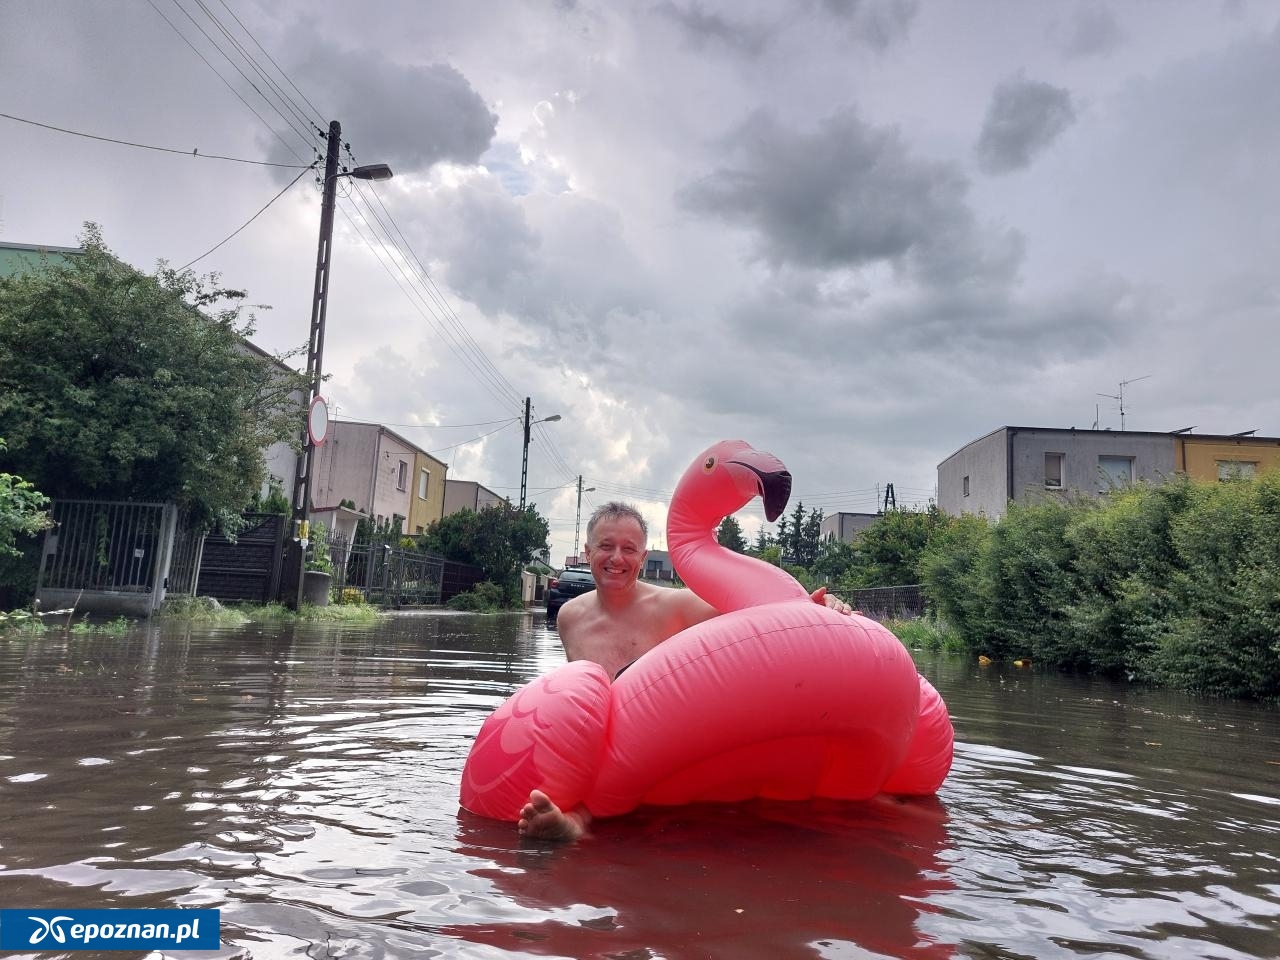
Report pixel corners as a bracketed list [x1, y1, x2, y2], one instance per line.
[0, 621, 1276, 960]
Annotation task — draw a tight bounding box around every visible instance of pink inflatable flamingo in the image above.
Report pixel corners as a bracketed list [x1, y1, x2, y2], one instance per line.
[460, 440, 953, 821]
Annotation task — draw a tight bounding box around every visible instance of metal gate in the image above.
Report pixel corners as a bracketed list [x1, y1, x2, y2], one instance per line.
[196, 513, 287, 603]
[36, 500, 180, 616]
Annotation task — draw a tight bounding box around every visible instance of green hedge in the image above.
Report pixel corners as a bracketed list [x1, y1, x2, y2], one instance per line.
[918, 473, 1280, 700]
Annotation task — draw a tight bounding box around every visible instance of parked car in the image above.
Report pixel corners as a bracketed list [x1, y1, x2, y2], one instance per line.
[546, 568, 596, 619]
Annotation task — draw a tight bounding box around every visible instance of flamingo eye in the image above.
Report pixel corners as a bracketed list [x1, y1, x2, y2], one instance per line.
[703, 456, 716, 473]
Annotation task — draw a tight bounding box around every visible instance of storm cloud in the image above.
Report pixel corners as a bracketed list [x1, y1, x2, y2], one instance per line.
[974, 73, 1077, 175]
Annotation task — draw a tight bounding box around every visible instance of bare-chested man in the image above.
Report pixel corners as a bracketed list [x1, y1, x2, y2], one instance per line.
[518, 501, 851, 840]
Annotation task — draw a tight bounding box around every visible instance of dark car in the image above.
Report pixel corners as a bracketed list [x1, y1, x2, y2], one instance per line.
[546, 568, 596, 619]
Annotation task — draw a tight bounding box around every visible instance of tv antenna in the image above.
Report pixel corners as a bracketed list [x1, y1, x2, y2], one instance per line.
[1097, 375, 1151, 431]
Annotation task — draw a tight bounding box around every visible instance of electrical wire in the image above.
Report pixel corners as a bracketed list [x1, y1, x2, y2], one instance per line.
[0, 111, 311, 167]
[177, 162, 316, 269]
[150, 0, 584, 490]
[144, 0, 312, 164]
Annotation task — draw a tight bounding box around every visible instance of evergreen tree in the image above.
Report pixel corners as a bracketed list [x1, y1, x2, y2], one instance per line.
[716, 515, 747, 553]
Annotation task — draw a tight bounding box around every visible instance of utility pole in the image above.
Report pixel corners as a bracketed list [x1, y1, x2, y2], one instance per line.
[284, 121, 392, 608]
[574, 475, 596, 561]
[520, 397, 531, 510]
[519, 396, 561, 510]
[288, 119, 342, 608]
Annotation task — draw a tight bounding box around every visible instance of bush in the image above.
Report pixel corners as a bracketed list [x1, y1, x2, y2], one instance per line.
[447, 580, 509, 612]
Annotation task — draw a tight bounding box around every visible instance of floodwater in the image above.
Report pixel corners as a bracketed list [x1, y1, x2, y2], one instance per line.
[0, 613, 1276, 960]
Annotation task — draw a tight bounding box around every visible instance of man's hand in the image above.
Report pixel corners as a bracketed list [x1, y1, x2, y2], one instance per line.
[810, 586, 854, 616]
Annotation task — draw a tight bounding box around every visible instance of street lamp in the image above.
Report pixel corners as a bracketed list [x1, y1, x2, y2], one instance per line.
[574, 475, 596, 560]
[519, 396, 560, 509]
[289, 119, 393, 607]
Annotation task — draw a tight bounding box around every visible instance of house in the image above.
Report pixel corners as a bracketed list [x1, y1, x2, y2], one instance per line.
[443, 479, 508, 516]
[310, 420, 447, 533]
[1173, 431, 1280, 482]
[0, 240, 82, 273]
[938, 425, 1280, 519]
[642, 548, 676, 581]
[820, 512, 881, 543]
[408, 449, 449, 534]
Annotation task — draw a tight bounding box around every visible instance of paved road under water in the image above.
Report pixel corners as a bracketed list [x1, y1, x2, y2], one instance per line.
[0, 612, 1276, 959]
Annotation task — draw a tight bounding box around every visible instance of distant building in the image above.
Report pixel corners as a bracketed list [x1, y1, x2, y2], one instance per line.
[820, 512, 881, 543]
[643, 548, 676, 581]
[408, 449, 449, 534]
[442, 479, 508, 516]
[938, 425, 1280, 519]
[311, 421, 447, 532]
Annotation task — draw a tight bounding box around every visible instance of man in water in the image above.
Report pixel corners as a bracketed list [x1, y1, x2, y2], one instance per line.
[519, 501, 853, 840]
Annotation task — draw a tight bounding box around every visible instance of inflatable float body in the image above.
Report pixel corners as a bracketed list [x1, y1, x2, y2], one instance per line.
[459, 440, 954, 821]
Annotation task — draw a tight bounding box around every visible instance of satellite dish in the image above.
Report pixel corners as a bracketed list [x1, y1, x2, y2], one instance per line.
[308, 396, 330, 446]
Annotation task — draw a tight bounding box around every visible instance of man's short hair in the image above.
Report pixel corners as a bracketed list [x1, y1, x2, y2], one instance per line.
[586, 501, 649, 544]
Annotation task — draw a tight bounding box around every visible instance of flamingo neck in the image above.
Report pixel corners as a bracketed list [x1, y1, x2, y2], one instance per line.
[667, 500, 810, 612]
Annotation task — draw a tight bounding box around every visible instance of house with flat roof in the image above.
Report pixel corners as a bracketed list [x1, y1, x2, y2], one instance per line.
[443, 479, 508, 516]
[938, 425, 1280, 518]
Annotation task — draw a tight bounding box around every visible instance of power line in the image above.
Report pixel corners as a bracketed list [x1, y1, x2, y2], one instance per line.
[165, 0, 316, 150]
[144, 0, 311, 164]
[215, 0, 327, 122]
[0, 111, 310, 167]
[334, 414, 521, 430]
[177, 161, 316, 269]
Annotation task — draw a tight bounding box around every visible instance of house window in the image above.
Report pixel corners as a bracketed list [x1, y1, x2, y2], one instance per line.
[418, 468, 430, 500]
[1098, 455, 1134, 492]
[646, 559, 663, 579]
[1216, 460, 1257, 481]
[1044, 453, 1064, 488]
[962, 475, 970, 497]
[397, 460, 408, 491]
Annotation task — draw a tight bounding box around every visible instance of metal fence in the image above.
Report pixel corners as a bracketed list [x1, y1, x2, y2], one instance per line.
[309, 528, 485, 608]
[36, 500, 185, 615]
[849, 583, 926, 621]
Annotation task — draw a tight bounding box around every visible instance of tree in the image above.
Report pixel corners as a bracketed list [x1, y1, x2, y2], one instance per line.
[750, 525, 772, 555]
[0, 225, 309, 528]
[716, 515, 747, 553]
[841, 505, 950, 589]
[418, 505, 550, 600]
[0, 439, 51, 557]
[775, 515, 791, 560]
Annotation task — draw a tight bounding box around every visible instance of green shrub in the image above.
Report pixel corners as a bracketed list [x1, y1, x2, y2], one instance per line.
[447, 580, 509, 611]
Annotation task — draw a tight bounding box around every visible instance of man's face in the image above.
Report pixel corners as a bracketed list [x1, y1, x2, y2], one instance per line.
[584, 516, 647, 589]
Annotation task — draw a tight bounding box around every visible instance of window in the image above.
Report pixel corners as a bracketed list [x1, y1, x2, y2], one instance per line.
[1097, 455, 1134, 492]
[1217, 460, 1257, 481]
[1044, 453, 1064, 488]
[418, 468, 430, 500]
[396, 460, 408, 491]
[962, 475, 970, 497]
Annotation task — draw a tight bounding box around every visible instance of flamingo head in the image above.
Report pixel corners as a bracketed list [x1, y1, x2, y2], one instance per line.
[673, 440, 793, 524]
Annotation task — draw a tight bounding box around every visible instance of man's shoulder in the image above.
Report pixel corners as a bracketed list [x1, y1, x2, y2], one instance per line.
[643, 583, 717, 620]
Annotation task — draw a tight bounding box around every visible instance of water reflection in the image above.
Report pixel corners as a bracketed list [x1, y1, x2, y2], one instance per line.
[0, 615, 1276, 959]
[451, 795, 955, 959]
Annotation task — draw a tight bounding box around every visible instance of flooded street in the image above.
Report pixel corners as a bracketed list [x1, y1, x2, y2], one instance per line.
[1, 612, 1277, 959]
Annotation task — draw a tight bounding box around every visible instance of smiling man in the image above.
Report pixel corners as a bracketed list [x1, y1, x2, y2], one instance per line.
[518, 501, 852, 840]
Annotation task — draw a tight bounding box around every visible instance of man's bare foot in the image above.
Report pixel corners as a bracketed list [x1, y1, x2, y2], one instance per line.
[518, 789, 589, 841]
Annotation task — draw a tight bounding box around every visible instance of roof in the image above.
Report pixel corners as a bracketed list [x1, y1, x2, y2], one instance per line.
[939, 424, 1280, 467]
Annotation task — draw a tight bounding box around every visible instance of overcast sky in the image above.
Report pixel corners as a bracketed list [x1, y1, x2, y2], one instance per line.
[4, 1, 1278, 562]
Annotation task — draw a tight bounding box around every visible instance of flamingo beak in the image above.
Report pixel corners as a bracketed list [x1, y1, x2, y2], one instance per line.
[728, 456, 792, 522]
